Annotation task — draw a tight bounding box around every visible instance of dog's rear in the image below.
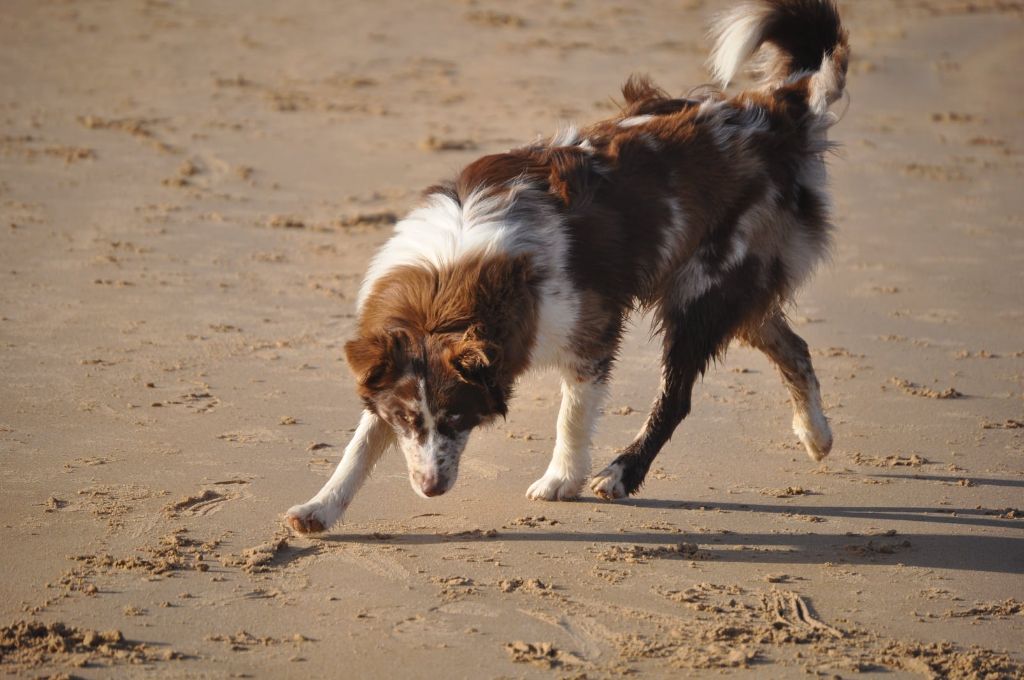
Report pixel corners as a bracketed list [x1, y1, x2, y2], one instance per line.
[590, 0, 849, 496]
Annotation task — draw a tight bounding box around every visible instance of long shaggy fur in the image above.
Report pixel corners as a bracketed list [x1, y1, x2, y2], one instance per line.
[285, 0, 850, 534]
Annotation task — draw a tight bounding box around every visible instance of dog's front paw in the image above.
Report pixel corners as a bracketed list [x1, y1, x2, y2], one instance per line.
[284, 501, 339, 535]
[589, 462, 627, 500]
[526, 472, 584, 501]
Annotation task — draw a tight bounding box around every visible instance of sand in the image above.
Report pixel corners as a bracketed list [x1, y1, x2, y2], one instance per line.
[1, 0, 1022, 678]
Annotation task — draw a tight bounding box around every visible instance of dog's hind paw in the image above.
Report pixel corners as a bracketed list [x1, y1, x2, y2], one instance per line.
[284, 502, 336, 535]
[794, 412, 833, 462]
[589, 462, 627, 500]
[526, 472, 584, 501]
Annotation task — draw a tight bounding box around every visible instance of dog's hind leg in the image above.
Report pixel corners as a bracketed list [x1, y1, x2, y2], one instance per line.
[527, 366, 608, 501]
[741, 311, 832, 461]
[285, 410, 395, 534]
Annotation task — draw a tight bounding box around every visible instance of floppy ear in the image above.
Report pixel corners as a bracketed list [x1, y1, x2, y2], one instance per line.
[344, 328, 409, 390]
[448, 325, 497, 385]
[447, 325, 508, 417]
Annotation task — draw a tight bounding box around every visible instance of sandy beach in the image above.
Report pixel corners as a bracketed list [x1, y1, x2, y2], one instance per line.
[1, 0, 1022, 677]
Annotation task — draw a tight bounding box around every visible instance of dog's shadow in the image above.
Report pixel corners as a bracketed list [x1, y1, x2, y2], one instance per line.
[309, 495, 1024, 575]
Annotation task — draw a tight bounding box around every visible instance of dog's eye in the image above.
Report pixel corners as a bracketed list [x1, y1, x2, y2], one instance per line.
[448, 414, 463, 426]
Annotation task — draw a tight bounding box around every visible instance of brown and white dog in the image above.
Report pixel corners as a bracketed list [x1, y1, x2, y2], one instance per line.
[286, 0, 848, 534]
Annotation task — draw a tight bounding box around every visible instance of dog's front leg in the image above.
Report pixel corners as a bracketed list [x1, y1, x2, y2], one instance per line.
[285, 410, 394, 534]
[526, 371, 606, 501]
[591, 299, 726, 500]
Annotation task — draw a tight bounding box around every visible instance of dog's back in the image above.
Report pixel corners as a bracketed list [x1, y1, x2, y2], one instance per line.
[436, 0, 849, 319]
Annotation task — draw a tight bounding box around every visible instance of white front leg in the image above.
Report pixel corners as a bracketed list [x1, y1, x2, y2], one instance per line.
[286, 410, 394, 533]
[526, 374, 606, 501]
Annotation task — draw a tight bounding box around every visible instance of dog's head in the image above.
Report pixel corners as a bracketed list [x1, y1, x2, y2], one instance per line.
[344, 325, 508, 498]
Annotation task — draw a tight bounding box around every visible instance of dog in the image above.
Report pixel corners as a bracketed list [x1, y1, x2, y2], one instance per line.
[286, 0, 848, 534]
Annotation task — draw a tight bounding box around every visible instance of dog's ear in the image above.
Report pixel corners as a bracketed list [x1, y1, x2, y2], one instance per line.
[447, 325, 508, 417]
[448, 325, 497, 383]
[344, 328, 410, 390]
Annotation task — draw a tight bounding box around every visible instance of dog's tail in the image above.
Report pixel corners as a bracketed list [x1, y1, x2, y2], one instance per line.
[707, 0, 848, 115]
